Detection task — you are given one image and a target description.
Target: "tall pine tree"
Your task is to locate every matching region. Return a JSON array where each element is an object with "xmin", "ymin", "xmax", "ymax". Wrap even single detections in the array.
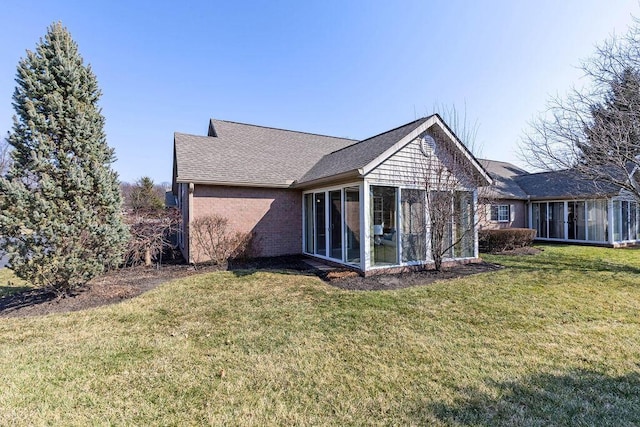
[{"xmin": 0, "ymin": 22, "xmax": 128, "ymax": 293}]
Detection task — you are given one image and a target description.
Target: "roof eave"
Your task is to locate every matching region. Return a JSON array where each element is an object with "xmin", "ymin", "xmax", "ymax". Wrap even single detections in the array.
[
  {"xmin": 293, "ymin": 170, "xmax": 363, "ymax": 189},
  {"xmin": 174, "ymin": 177, "xmax": 295, "ymax": 189}
]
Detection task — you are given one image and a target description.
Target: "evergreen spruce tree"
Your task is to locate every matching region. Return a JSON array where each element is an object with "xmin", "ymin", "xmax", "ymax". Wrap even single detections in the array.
[
  {"xmin": 129, "ymin": 176, "xmax": 165, "ymax": 212},
  {"xmin": 581, "ymin": 68, "xmax": 640, "ymax": 166},
  {"xmin": 0, "ymin": 22, "xmax": 129, "ymax": 293}
]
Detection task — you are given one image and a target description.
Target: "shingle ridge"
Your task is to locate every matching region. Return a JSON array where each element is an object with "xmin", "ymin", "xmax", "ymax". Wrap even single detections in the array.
[
  {"xmin": 318, "ymin": 116, "xmax": 432, "ymax": 157},
  {"xmin": 211, "ymin": 119, "xmax": 358, "ymax": 142}
]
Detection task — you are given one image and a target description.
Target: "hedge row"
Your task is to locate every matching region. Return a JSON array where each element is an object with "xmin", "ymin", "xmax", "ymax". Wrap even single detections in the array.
[{"xmin": 479, "ymin": 228, "xmax": 536, "ymax": 253}]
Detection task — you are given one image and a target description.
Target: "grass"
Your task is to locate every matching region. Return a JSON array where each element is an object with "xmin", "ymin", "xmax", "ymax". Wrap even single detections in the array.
[
  {"xmin": 0, "ymin": 268, "xmax": 29, "ymax": 297},
  {"xmin": 0, "ymin": 244, "xmax": 639, "ymax": 425}
]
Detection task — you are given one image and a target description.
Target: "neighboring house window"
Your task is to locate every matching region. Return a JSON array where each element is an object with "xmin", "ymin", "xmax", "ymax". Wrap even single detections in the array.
[{"xmin": 491, "ymin": 205, "xmax": 510, "ymax": 222}]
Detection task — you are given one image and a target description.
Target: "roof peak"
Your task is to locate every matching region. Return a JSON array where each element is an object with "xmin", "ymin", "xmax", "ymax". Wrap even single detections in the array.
[
  {"xmin": 317, "ymin": 116, "xmax": 433, "ymax": 158},
  {"xmin": 209, "ymin": 118, "xmax": 358, "ymax": 142}
]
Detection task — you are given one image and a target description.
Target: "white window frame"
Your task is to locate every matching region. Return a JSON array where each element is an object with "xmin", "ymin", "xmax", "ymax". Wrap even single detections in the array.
[{"xmin": 491, "ymin": 204, "xmax": 510, "ymax": 222}]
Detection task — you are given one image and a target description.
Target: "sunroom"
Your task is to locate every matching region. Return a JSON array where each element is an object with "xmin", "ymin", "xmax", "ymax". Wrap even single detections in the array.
[
  {"xmin": 297, "ymin": 115, "xmax": 492, "ymax": 274},
  {"xmin": 529, "ymin": 197, "xmax": 640, "ymax": 246}
]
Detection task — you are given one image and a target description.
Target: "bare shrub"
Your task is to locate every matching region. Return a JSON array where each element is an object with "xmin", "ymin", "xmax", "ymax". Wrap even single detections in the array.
[
  {"xmin": 124, "ymin": 208, "xmax": 181, "ymax": 267},
  {"xmin": 479, "ymin": 228, "xmax": 536, "ymax": 253},
  {"xmin": 191, "ymin": 215, "xmax": 252, "ymax": 266}
]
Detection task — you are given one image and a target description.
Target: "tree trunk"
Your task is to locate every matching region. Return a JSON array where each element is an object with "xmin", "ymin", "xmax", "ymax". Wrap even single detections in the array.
[{"xmin": 145, "ymin": 247, "xmax": 152, "ymax": 267}]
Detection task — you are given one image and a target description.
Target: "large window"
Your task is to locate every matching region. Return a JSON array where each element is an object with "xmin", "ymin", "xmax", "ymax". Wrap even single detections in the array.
[
  {"xmin": 586, "ymin": 200, "xmax": 608, "ymax": 242},
  {"xmin": 344, "ymin": 187, "xmax": 360, "ymax": 264},
  {"xmin": 456, "ymin": 191, "xmax": 475, "ymax": 258},
  {"xmin": 549, "ymin": 202, "xmax": 564, "ymax": 239},
  {"xmin": 329, "ymin": 190, "xmax": 342, "ymax": 259},
  {"xmin": 532, "ymin": 202, "xmax": 547, "ymax": 238},
  {"xmin": 613, "ymin": 200, "xmax": 640, "ymax": 242},
  {"xmin": 370, "ymin": 186, "xmax": 398, "ymax": 266},
  {"xmin": 534, "ymin": 200, "xmax": 608, "ymax": 242},
  {"xmin": 304, "ymin": 194, "xmax": 314, "ymax": 253},
  {"xmin": 491, "ymin": 205, "xmax": 510, "ymax": 222},
  {"xmin": 315, "ymin": 193, "xmax": 326, "ymax": 256},
  {"xmin": 568, "ymin": 201, "xmax": 586, "ymax": 240},
  {"xmin": 401, "ymin": 189, "xmax": 426, "ymax": 262}
]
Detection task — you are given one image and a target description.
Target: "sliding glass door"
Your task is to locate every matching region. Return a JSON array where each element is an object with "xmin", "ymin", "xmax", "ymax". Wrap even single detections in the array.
[
  {"xmin": 344, "ymin": 187, "xmax": 360, "ymax": 264},
  {"xmin": 329, "ymin": 190, "xmax": 342, "ymax": 260},
  {"xmin": 315, "ymin": 193, "xmax": 326, "ymax": 256},
  {"xmin": 304, "ymin": 186, "xmax": 361, "ymax": 266}
]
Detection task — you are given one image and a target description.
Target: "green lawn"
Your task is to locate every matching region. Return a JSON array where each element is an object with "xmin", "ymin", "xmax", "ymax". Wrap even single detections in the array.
[
  {"xmin": 0, "ymin": 244, "xmax": 639, "ymax": 425},
  {"xmin": 0, "ymin": 268, "xmax": 28, "ymax": 297}
]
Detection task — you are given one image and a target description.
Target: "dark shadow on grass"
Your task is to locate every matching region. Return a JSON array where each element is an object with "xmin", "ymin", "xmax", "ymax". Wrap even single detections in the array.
[
  {"xmin": 226, "ymin": 254, "xmax": 321, "ymax": 278},
  {"xmin": 0, "ymin": 288, "xmax": 59, "ymax": 314},
  {"xmin": 419, "ymin": 369, "xmax": 640, "ymax": 426},
  {"xmin": 0, "ymin": 285, "xmax": 32, "ymax": 297}
]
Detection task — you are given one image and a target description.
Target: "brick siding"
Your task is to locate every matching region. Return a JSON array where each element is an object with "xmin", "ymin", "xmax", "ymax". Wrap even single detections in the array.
[{"xmin": 190, "ymin": 185, "xmax": 302, "ymax": 260}]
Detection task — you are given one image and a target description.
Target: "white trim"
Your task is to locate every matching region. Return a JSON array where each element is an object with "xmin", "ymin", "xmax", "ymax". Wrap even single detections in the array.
[
  {"xmin": 473, "ymin": 190, "xmax": 479, "ymax": 258},
  {"xmin": 362, "ymin": 180, "xmax": 370, "ymax": 271},
  {"xmin": 608, "ymin": 198, "xmax": 615, "ymax": 245},
  {"xmin": 302, "ymin": 181, "xmax": 362, "ymax": 195}
]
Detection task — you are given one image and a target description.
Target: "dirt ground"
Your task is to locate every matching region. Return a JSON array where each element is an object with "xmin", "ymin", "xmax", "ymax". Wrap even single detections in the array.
[{"xmin": 0, "ymin": 254, "xmax": 509, "ymax": 318}]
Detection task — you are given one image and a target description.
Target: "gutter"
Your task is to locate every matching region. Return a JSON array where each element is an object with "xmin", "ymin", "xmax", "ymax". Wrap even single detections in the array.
[
  {"xmin": 292, "ymin": 169, "xmax": 362, "ymax": 189},
  {"xmin": 175, "ymin": 178, "xmax": 295, "ymax": 189}
]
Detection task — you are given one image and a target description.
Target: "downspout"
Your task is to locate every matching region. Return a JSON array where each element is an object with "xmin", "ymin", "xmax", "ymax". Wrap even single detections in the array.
[{"xmin": 188, "ymin": 182, "xmax": 195, "ymax": 263}]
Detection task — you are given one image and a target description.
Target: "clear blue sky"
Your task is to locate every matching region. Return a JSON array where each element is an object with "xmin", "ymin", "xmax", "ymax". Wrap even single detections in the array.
[{"xmin": 0, "ymin": 1, "xmax": 637, "ymax": 184}]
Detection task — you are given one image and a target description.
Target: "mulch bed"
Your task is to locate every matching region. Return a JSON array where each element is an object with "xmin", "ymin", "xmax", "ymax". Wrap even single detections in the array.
[{"xmin": 0, "ymin": 255, "xmax": 504, "ymax": 318}]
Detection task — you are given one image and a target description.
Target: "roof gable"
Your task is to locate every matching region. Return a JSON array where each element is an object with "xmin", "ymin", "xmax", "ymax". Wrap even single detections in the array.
[{"xmin": 297, "ymin": 115, "xmax": 492, "ymax": 187}]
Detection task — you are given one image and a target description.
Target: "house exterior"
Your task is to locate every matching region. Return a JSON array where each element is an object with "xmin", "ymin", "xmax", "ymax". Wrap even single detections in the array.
[
  {"xmin": 172, "ymin": 115, "xmax": 493, "ymax": 274},
  {"xmin": 480, "ymin": 160, "xmax": 640, "ymax": 247}
]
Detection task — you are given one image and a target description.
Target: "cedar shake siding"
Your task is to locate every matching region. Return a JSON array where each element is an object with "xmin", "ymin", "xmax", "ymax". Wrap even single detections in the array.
[{"xmin": 190, "ymin": 185, "xmax": 302, "ymax": 260}]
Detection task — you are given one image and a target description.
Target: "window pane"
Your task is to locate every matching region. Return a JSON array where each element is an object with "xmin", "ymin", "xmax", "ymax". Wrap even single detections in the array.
[
  {"xmin": 344, "ymin": 187, "xmax": 360, "ymax": 264},
  {"xmin": 371, "ymin": 186, "xmax": 398, "ymax": 266},
  {"xmin": 315, "ymin": 193, "xmax": 326, "ymax": 256},
  {"xmin": 622, "ymin": 201, "xmax": 630, "ymax": 241},
  {"xmin": 329, "ymin": 190, "xmax": 342, "ymax": 259},
  {"xmin": 549, "ymin": 202, "xmax": 564, "ymax": 239},
  {"xmin": 401, "ymin": 189, "xmax": 426, "ymax": 262},
  {"xmin": 533, "ymin": 203, "xmax": 547, "ymax": 238},
  {"xmin": 587, "ymin": 200, "xmax": 607, "ymax": 242},
  {"xmin": 456, "ymin": 191, "xmax": 474, "ymax": 258},
  {"xmin": 304, "ymin": 194, "xmax": 314, "ymax": 253},
  {"xmin": 613, "ymin": 200, "xmax": 622, "ymax": 242}
]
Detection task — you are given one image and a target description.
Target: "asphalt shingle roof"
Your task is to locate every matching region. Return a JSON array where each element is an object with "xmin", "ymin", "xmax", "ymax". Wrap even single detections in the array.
[
  {"xmin": 174, "ymin": 120, "xmax": 356, "ymax": 186},
  {"xmin": 514, "ymin": 169, "xmax": 619, "ymax": 199},
  {"xmin": 297, "ymin": 117, "xmax": 431, "ymax": 184},
  {"xmin": 479, "ymin": 159, "xmax": 529, "ymax": 199}
]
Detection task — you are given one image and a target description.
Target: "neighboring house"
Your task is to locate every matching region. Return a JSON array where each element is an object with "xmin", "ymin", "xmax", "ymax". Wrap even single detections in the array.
[
  {"xmin": 172, "ymin": 115, "xmax": 493, "ymax": 274},
  {"xmin": 480, "ymin": 160, "xmax": 640, "ymax": 247},
  {"xmin": 479, "ymin": 159, "xmax": 529, "ymax": 229}
]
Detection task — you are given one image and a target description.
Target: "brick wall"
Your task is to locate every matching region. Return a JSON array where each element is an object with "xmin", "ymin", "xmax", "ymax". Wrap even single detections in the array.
[{"xmin": 190, "ymin": 185, "xmax": 302, "ymax": 260}]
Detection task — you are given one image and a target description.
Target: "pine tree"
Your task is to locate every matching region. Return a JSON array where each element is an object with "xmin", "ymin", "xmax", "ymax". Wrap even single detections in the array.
[
  {"xmin": 0, "ymin": 22, "xmax": 129, "ymax": 293},
  {"xmin": 581, "ymin": 68, "xmax": 640, "ymax": 166},
  {"xmin": 129, "ymin": 177, "xmax": 165, "ymax": 212}
]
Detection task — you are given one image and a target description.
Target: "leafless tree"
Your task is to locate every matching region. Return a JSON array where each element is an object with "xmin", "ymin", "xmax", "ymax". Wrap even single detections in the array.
[
  {"xmin": 521, "ymin": 16, "xmax": 640, "ymax": 201},
  {"xmin": 431, "ymin": 102, "xmax": 483, "ymax": 156},
  {"xmin": 123, "ymin": 208, "xmax": 181, "ymax": 267},
  {"xmin": 418, "ymin": 129, "xmax": 490, "ymax": 271}
]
